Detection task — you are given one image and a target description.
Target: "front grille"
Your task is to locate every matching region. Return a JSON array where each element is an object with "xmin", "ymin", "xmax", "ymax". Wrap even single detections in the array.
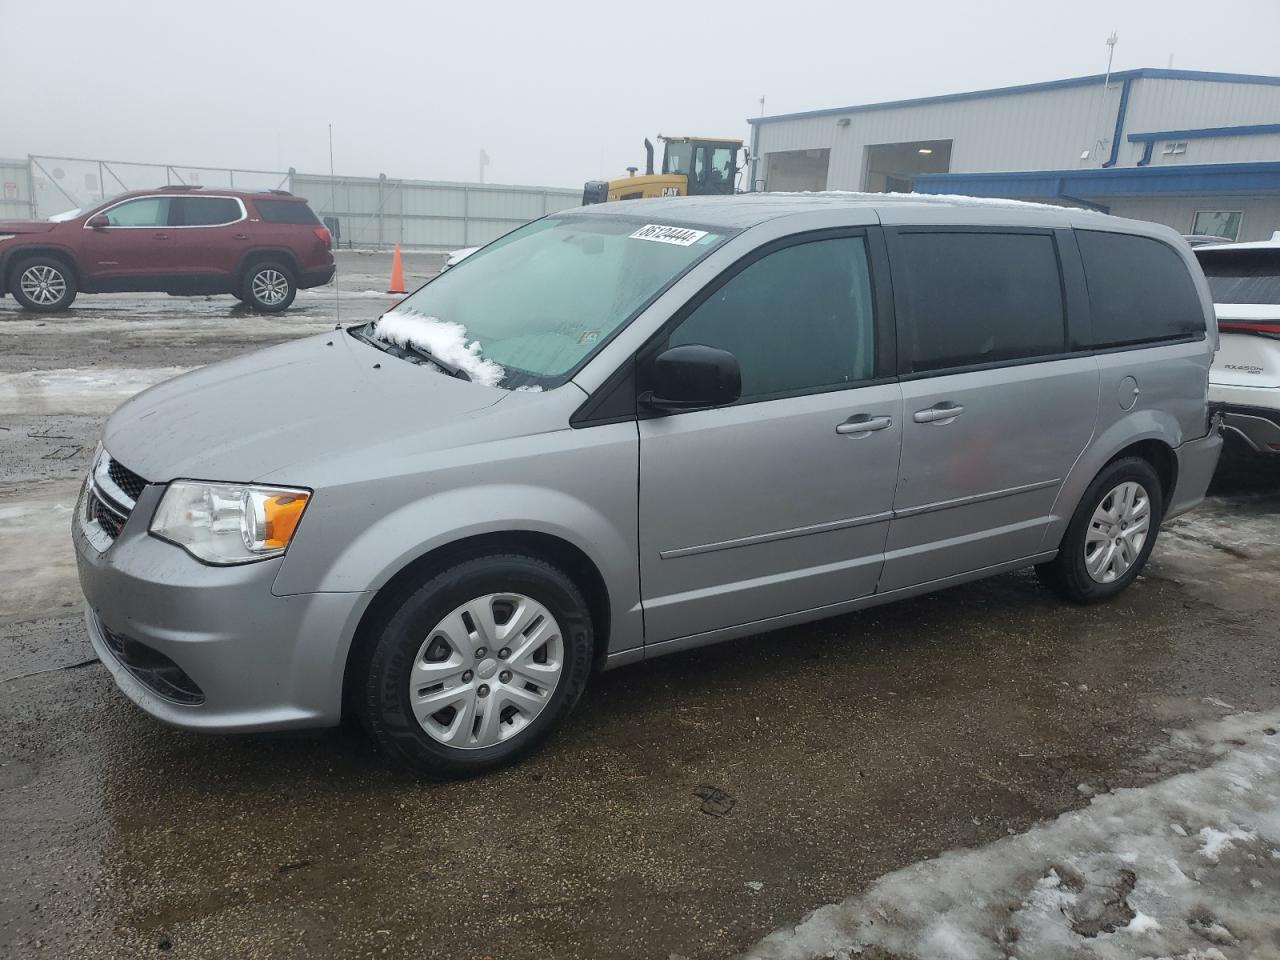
[
  {"xmin": 84, "ymin": 452, "xmax": 148, "ymax": 545},
  {"xmin": 107, "ymin": 459, "xmax": 146, "ymax": 502},
  {"xmin": 87, "ymin": 489, "xmax": 126, "ymax": 539},
  {"xmin": 97, "ymin": 615, "xmax": 205, "ymax": 705}
]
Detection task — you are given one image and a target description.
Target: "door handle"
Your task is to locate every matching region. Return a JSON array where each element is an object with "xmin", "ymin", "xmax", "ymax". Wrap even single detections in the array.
[
  {"xmin": 836, "ymin": 414, "xmax": 893, "ymax": 437},
  {"xmin": 152, "ymin": 232, "xmax": 170, "ymax": 240},
  {"xmin": 913, "ymin": 403, "xmax": 965, "ymax": 424},
  {"xmin": 233, "ymin": 233, "xmax": 249, "ymax": 240}
]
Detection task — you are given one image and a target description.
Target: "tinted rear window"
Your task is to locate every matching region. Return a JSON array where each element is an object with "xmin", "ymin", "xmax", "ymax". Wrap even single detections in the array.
[
  {"xmin": 255, "ymin": 199, "xmax": 321, "ymax": 225},
  {"xmin": 1077, "ymin": 230, "xmax": 1205, "ymax": 347},
  {"xmin": 894, "ymin": 232, "xmax": 1066, "ymax": 373},
  {"xmin": 1195, "ymin": 248, "xmax": 1280, "ymax": 305},
  {"xmin": 171, "ymin": 196, "xmax": 241, "ymax": 226}
]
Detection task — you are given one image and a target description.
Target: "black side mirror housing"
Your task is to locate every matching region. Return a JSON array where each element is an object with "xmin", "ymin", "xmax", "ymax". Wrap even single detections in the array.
[
  {"xmin": 87, "ymin": 214, "xmax": 109, "ymax": 229},
  {"xmin": 643, "ymin": 344, "xmax": 741, "ymax": 413}
]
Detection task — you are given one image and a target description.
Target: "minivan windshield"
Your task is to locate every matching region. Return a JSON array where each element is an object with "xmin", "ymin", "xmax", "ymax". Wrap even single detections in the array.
[
  {"xmin": 1196, "ymin": 248, "xmax": 1280, "ymax": 305},
  {"xmin": 366, "ymin": 215, "xmax": 730, "ymax": 389}
]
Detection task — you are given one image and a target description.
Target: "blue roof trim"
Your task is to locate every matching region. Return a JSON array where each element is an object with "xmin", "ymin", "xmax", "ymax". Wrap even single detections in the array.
[
  {"xmin": 913, "ymin": 162, "xmax": 1280, "ymax": 200},
  {"xmin": 748, "ymin": 68, "xmax": 1280, "ymax": 125},
  {"xmin": 1128, "ymin": 122, "xmax": 1280, "ymax": 142}
]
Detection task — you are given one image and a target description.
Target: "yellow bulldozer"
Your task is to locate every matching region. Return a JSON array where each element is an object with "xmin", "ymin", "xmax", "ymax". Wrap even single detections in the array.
[{"xmin": 582, "ymin": 135, "xmax": 745, "ymax": 204}]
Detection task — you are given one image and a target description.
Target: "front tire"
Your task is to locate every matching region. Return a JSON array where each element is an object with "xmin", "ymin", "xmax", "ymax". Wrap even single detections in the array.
[
  {"xmin": 1036, "ymin": 457, "xmax": 1164, "ymax": 603},
  {"xmin": 358, "ymin": 554, "xmax": 594, "ymax": 779},
  {"xmin": 10, "ymin": 256, "xmax": 78, "ymax": 311},
  {"xmin": 241, "ymin": 261, "xmax": 296, "ymax": 312}
]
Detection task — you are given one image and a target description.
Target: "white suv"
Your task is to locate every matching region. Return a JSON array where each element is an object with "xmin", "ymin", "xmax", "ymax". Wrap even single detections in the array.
[{"xmin": 1195, "ymin": 236, "xmax": 1280, "ymax": 454}]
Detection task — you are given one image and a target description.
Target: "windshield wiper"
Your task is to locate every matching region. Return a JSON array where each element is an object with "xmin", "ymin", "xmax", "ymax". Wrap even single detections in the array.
[{"xmin": 353, "ymin": 324, "xmax": 472, "ymax": 381}]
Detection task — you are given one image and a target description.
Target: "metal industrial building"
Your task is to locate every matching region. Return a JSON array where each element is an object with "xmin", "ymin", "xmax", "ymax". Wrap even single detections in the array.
[{"xmin": 749, "ymin": 68, "xmax": 1280, "ymax": 241}]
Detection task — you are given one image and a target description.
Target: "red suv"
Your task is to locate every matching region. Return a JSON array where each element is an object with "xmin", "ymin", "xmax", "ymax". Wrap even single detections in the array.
[{"xmin": 0, "ymin": 186, "xmax": 334, "ymax": 312}]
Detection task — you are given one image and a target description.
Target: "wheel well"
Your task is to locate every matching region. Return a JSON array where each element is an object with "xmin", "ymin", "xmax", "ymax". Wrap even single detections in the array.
[
  {"xmin": 1109, "ymin": 438, "xmax": 1177, "ymax": 503},
  {"xmin": 238, "ymin": 249, "xmax": 298, "ymax": 282},
  {"xmin": 4, "ymin": 247, "xmax": 80, "ymax": 289},
  {"xmin": 340, "ymin": 531, "xmax": 612, "ymax": 720}
]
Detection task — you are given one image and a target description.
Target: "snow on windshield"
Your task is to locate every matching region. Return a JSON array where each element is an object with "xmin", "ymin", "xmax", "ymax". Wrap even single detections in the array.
[
  {"xmin": 47, "ymin": 208, "xmax": 82, "ymax": 222},
  {"xmin": 372, "ymin": 310, "xmax": 505, "ymax": 387}
]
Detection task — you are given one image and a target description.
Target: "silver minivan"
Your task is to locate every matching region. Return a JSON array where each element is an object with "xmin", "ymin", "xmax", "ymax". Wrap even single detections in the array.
[{"xmin": 74, "ymin": 195, "xmax": 1222, "ymax": 778}]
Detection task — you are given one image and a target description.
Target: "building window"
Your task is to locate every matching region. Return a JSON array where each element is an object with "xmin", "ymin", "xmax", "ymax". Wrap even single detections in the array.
[
  {"xmin": 1161, "ymin": 141, "xmax": 1188, "ymax": 156},
  {"xmin": 1191, "ymin": 210, "xmax": 1244, "ymax": 242}
]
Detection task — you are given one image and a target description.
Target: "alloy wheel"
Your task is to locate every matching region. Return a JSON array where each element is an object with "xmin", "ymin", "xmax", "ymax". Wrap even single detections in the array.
[
  {"xmin": 1084, "ymin": 480, "xmax": 1151, "ymax": 583},
  {"xmin": 408, "ymin": 593, "xmax": 565, "ymax": 749},
  {"xmin": 19, "ymin": 265, "xmax": 67, "ymax": 306},
  {"xmin": 251, "ymin": 269, "xmax": 289, "ymax": 305}
]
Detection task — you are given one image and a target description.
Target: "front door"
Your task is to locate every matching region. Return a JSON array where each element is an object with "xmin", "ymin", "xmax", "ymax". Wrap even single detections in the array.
[
  {"xmin": 880, "ymin": 229, "xmax": 1098, "ymax": 591},
  {"xmin": 80, "ymin": 195, "xmax": 176, "ymax": 286},
  {"xmin": 638, "ymin": 232, "xmax": 903, "ymax": 644}
]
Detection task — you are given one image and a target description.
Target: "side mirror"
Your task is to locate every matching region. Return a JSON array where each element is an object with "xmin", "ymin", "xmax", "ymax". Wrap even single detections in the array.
[
  {"xmin": 643, "ymin": 343, "xmax": 741, "ymax": 413},
  {"xmin": 87, "ymin": 214, "xmax": 109, "ymax": 229}
]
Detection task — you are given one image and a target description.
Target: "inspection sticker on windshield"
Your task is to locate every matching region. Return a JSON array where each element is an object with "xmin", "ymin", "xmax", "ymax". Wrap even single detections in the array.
[{"xmin": 629, "ymin": 224, "xmax": 709, "ymax": 246}]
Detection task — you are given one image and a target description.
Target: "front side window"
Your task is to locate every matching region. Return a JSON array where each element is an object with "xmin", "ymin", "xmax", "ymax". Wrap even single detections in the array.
[
  {"xmin": 1077, "ymin": 230, "xmax": 1205, "ymax": 347},
  {"xmin": 668, "ymin": 236, "xmax": 876, "ymax": 399},
  {"xmin": 1191, "ymin": 210, "xmax": 1243, "ymax": 242},
  {"xmin": 894, "ymin": 232, "xmax": 1065, "ymax": 373},
  {"xmin": 368, "ymin": 215, "xmax": 730, "ymax": 389},
  {"xmin": 171, "ymin": 197, "xmax": 242, "ymax": 226},
  {"xmin": 101, "ymin": 197, "xmax": 170, "ymax": 227}
]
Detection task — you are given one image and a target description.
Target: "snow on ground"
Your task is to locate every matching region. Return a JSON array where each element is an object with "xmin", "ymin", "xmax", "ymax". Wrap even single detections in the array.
[
  {"xmin": 0, "ymin": 482, "xmax": 81, "ymax": 623},
  {"xmin": 746, "ymin": 710, "xmax": 1280, "ymax": 960},
  {"xmin": 0, "ymin": 367, "xmax": 192, "ymax": 416},
  {"xmin": 372, "ymin": 311, "xmax": 504, "ymax": 386}
]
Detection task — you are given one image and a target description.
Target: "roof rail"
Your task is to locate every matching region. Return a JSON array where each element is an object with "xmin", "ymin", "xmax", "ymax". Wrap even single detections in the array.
[
  {"xmin": 267, "ymin": 188, "xmax": 293, "ymax": 196},
  {"xmin": 157, "ymin": 184, "xmax": 204, "ymax": 191}
]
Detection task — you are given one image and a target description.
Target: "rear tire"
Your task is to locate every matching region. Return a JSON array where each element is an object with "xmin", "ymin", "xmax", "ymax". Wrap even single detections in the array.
[
  {"xmin": 10, "ymin": 256, "xmax": 78, "ymax": 311},
  {"xmin": 357, "ymin": 554, "xmax": 594, "ymax": 779},
  {"xmin": 241, "ymin": 261, "xmax": 296, "ymax": 312},
  {"xmin": 1036, "ymin": 456, "xmax": 1164, "ymax": 603}
]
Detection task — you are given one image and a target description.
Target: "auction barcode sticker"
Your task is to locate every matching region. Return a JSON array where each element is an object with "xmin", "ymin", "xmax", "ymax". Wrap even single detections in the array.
[{"xmin": 629, "ymin": 224, "xmax": 709, "ymax": 246}]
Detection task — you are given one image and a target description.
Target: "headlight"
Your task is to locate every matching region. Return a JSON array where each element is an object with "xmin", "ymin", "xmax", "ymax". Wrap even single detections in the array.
[{"xmin": 150, "ymin": 481, "xmax": 311, "ymax": 565}]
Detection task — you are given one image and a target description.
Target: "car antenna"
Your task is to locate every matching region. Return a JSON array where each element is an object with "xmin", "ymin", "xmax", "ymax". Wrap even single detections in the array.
[{"xmin": 329, "ymin": 122, "xmax": 341, "ymax": 328}]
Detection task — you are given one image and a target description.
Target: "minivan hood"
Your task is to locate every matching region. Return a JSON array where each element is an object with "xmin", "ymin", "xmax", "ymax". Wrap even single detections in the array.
[{"xmin": 102, "ymin": 330, "xmax": 506, "ymax": 484}]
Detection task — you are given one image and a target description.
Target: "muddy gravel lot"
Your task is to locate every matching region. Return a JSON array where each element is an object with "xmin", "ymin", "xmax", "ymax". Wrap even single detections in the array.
[{"xmin": 2, "ymin": 253, "xmax": 1279, "ymax": 959}]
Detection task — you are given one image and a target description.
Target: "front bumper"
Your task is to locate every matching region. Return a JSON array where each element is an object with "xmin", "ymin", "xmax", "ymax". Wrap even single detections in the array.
[
  {"xmin": 1164, "ymin": 421, "xmax": 1224, "ymax": 520},
  {"xmin": 75, "ymin": 483, "xmax": 369, "ymax": 732}
]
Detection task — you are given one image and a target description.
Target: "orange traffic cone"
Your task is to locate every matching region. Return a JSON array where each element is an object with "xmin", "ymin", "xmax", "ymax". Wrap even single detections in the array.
[{"xmin": 386, "ymin": 244, "xmax": 407, "ymax": 294}]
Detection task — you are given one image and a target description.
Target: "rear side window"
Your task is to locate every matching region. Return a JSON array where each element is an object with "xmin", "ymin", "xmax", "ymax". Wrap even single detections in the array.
[
  {"xmin": 893, "ymin": 232, "xmax": 1065, "ymax": 373},
  {"xmin": 668, "ymin": 236, "xmax": 875, "ymax": 400},
  {"xmin": 1077, "ymin": 230, "xmax": 1205, "ymax": 347},
  {"xmin": 255, "ymin": 199, "xmax": 321, "ymax": 225},
  {"xmin": 170, "ymin": 196, "xmax": 242, "ymax": 226}
]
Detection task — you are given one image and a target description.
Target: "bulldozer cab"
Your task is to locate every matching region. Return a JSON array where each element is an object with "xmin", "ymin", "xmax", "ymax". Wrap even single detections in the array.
[
  {"xmin": 581, "ymin": 136, "xmax": 744, "ymax": 205},
  {"xmin": 660, "ymin": 137, "xmax": 741, "ymax": 196}
]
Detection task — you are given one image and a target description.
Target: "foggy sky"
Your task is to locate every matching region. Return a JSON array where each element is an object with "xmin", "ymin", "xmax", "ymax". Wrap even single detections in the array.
[{"xmin": 3, "ymin": 0, "xmax": 1279, "ymax": 190}]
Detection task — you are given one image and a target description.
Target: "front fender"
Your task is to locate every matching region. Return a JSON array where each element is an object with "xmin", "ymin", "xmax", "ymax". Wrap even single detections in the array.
[{"xmin": 271, "ymin": 457, "xmax": 642, "ymax": 655}]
